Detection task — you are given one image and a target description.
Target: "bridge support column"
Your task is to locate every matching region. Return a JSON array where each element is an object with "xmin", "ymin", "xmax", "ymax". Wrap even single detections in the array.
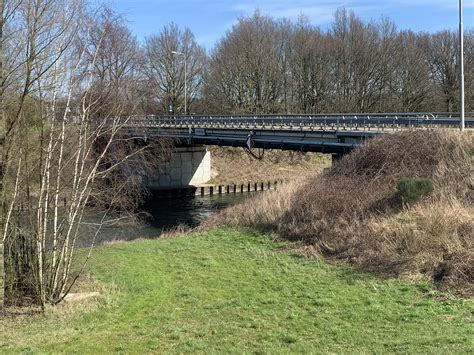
[{"xmin": 146, "ymin": 145, "xmax": 211, "ymax": 189}]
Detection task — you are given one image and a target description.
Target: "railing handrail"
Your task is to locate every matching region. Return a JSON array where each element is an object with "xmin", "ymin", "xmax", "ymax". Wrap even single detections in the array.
[{"xmin": 124, "ymin": 113, "xmax": 472, "ymax": 129}]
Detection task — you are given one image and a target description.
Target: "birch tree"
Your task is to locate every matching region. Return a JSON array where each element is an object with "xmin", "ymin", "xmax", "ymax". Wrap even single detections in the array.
[{"xmin": 0, "ymin": 0, "xmax": 164, "ymax": 309}]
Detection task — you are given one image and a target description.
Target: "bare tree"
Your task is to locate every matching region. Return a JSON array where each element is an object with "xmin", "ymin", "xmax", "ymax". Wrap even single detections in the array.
[
  {"xmin": 389, "ymin": 31, "xmax": 431, "ymax": 112},
  {"xmin": 0, "ymin": 0, "xmax": 170, "ymax": 309},
  {"xmin": 203, "ymin": 9, "xmax": 473, "ymax": 114},
  {"xmin": 289, "ymin": 18, "xmax": 333, "ymax": 113},
  {"xmin": 331, "ymin": 9, "xmax": 387, "ymax": 112},
  {"xmin": 85, "ymin": 6, "xmax": 141, "ymax": 118},
  {"xmin": 142, "ymin": 23, "xmax": 205, "ymax": 115},
  {"xmin": 207, "ymin": 11, "xmax": 282, "ymax": 114},
  {"xmin": 464, "ymin": 30, "xmax": 474, "ymax": 111},
  {"xmin": 424, "ymin": 30, "xmax": 459, "ymax": 112}
]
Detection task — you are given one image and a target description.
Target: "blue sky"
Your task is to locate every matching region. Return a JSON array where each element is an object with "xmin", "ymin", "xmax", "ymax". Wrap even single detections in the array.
[{"xmin": 112, "ymin": 0, "xmax": 474, "ymax": 50}]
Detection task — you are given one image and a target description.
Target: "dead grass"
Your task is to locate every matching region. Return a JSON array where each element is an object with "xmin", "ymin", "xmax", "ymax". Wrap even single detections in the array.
[
  {"xmin": 208, "ymin": 147, "xmax": 329, "ymax": 185},
  {"xmin": 206, "ymin": 130, "xmax": 474, "ymax": 296},
  {"xmin": 201, "ymin": 175, "xmax": 310, "ymax": 231}
]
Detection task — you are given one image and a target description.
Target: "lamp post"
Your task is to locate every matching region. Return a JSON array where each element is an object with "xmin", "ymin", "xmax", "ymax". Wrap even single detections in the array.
[
  {"xmin": 459, "ymin": 0, "xmax": 465, "ymax": 131},
  {"xmin": 172, "ymin": 50, "xmax": 187, "ymax": 115}
]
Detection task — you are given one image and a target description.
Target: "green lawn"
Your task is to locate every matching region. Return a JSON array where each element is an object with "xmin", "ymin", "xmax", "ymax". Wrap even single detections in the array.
[{"xmin": 1, "ymin": 229, "xmax": 473, "ymax": 353}]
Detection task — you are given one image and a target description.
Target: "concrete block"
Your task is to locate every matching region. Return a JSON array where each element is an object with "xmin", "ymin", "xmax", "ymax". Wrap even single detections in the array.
[{"xmin": 143, "ymin": 145, "xmax": 213, "ymax": 189}]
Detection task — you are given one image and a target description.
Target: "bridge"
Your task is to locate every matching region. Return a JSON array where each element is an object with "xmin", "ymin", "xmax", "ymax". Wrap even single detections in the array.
[
  {"xmin": 126, "ymin": 112, "xmax": 472, "ymax": 155},
  {"xmin": 122, "ymin": 113, "xmax": 473, "ymax": 189}
]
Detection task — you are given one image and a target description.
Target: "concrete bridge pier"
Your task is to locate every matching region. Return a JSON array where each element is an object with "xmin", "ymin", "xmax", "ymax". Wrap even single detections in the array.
[{"xmin": 145, "ymin": 145, "xmax": 211, "ymax": 189}]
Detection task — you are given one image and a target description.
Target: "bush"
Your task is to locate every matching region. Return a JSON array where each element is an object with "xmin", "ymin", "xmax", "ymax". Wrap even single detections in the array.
[{"xmin": 397, "ymin": 177, "xmax": 433, "ymax": 204}]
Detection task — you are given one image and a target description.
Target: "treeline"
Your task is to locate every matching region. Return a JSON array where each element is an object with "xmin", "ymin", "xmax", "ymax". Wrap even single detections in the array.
[
  {"xmin": 75, "ymin": 8, "xmax": 473, "ymax": 115},
  {"xmin": 4, "ymin": 6, "xmax": 471, "ymax": 117},
  {"xmin": 205, "ymin": 10, "xmax": 474, "ymax": 114}
]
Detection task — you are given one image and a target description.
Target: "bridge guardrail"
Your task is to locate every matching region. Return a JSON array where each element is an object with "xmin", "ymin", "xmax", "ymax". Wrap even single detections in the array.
[{"xmin": 125, "ymin": 113, "xmax": 473, "ymax": 131}]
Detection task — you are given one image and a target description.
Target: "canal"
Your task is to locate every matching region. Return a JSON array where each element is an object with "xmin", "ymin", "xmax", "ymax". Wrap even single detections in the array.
[{"xmin": 80, "ymin": 192, "xmax": 254, "ymax": 246}]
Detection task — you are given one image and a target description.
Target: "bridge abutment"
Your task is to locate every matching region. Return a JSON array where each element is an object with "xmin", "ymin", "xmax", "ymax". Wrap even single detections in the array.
[{"xmin": 145, "ymin": 145, "xmax": 211, "ymax": 189}]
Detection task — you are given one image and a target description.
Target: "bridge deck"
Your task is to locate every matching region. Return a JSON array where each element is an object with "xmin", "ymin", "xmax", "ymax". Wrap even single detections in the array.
[{"xmin": 122, "ymin": 113, "xmax": 473, "ymax": 154}]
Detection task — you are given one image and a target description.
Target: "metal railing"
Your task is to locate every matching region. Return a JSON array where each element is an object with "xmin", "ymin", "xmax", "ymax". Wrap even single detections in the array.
[{"xmin": 124, "ymin": 113, "xmax": 473, "ymax": 132}]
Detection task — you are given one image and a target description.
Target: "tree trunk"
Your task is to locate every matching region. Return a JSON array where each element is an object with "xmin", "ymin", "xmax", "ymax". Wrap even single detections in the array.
[{"xmin": 0, "ymin": 0, "xmax": 5, "ymax": 311}]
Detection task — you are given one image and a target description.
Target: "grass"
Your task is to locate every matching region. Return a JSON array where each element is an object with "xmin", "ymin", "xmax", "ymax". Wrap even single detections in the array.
[
  {"xmin": 1, "ymin": 229, "xmax": 473, "ymax": 353},
  {"xmin": 208, "ymin": 130, "xmax": 474, "ymax": 295}
]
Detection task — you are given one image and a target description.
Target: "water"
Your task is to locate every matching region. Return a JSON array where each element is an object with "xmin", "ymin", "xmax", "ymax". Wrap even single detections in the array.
[
  {"xmin": 141, "ymin": 192, "xmax": 252, "ymax": 229},
  {"xmin": 82, "ymin": 192, "xmax": 254, "ymax": 245}
]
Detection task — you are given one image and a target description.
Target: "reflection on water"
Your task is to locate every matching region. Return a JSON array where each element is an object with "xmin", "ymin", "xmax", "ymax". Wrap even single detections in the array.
[
  {"xmin": 142, "ymin": 192, "xmax": 251, "ymax": 229},
  {"xmin": 82, "ymin": 192, "xmax": 255, "ymax": 246}
]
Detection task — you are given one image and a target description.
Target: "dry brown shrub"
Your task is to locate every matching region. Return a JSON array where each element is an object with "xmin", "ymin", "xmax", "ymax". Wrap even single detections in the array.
[
  {"xmin": 329, "ymin": 129, "xmax": 473, "ymax": 201},
  {"xmin": 160, "ymin": 224, "xmax": 193, "ymax": 239},
  {"xmin": 200, "ymin": 176, "xmax": 309, "ymax": 231},
  {"xmin": 207, "ymin": 130, "xmax": 474, "ymax": 296},
  {"xmin": 436, "ymin": 250, "xmax": 474, "ymax": 297}
]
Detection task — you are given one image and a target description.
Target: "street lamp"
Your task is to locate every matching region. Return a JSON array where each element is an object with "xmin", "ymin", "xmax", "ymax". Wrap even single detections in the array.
[
  {"xmin": 459, "ymin": 0, "xmax": 465, "ymax": 131},
  {"xmin": 171, "ymin": 50, "xmax": 187, "ymax": 115}
]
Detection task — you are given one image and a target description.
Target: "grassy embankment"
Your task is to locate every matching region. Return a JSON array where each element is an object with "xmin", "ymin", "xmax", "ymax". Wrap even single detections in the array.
[
  {"xmin": 206, "ymin": 130, "xmax": 474, "ymax": 296},
  {"xmin": 207, "ymin": 147, "xmax": 330, "ymax": 185},
  {"xmin": 1, "ymin": 229, "xmax": 473, "ymax": 353}
]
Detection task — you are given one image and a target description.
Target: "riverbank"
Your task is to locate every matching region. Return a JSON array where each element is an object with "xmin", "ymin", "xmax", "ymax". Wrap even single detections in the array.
[
  {"xmin": 2, "ymin": 229, "xmax": 472, "ymax": 353},
  {"xmin": 208, "ymin": 147, "xmax": 330, "ymax": 185}
]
